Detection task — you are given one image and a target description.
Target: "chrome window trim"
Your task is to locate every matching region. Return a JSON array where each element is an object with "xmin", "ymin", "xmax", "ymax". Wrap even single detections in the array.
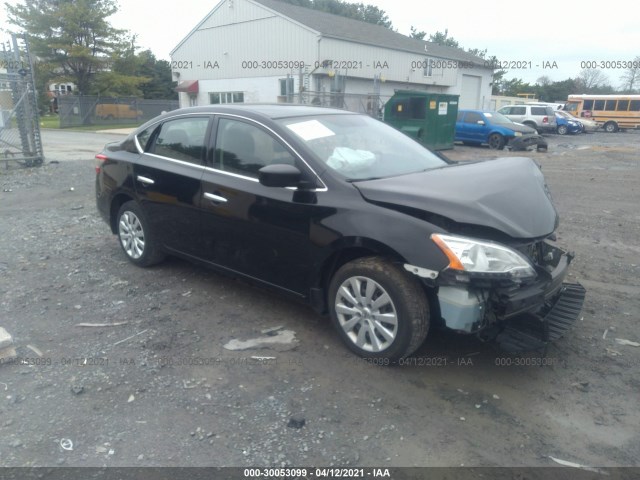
[
  {"xmin": 202, "ymin": 165, "xmax": 327, "ymax": 192},
  {"xmin": 202, "ymin": 166, "xmax": 259, "ymax": 183},
  {"xmin": 133, "ymin": 110, "xmax": 329, "ymax": 192},
  {"xmin": 145, "ymin": 152, "xmax": 206, "ymax": 172}
]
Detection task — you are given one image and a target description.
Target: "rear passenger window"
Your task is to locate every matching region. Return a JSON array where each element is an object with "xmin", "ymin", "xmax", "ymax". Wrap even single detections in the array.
[
  {"xmin": 531, "ymin": 107, "xmax": 546, "ymax": 115},
  {"xmin": 151, "ymin": 117, "xmax": 209, "ymax": 165},
  {"xmin": 136, "ymin": 125, "xmax": 157, "ymax": 152}
]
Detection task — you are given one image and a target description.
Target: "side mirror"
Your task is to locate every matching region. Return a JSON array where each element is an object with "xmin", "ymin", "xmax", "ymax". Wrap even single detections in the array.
[{"xmin": 259, "ymin": 164, "xmax": 302, "ymax": 188}]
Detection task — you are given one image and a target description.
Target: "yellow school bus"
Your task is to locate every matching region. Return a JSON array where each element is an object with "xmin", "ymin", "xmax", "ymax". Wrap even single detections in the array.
[{"xmin": 564, "ymin": 94, "xmax": 640, "ymax": 132}]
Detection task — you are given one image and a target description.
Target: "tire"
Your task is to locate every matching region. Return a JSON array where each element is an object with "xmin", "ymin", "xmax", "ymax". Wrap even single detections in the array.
[
  {"xmin": 603, "ymin": 121, "xmax": 618, "ymax": 133},
  {"xmin": 557, "ymin": 125, "xmax": 568, "ymax": 135},
  {"xmin": 523, "ymin": 121, "xmax": 537, "ymax": 131},
  {"xmin": 488, "ymin": 133, "xmax": 505, "ymax": 150},
  {"xmin": 328, "ymin": 257, "xmax": 429, "ymax": 361},
  {"xmin": 116, "ymin": 201, "xmax": 165, "ymax": 267}
]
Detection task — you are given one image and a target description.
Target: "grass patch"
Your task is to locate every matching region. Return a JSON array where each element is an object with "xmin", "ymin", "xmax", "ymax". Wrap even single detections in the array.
[{"xmin": 39, "ymin": 115, "xmax": 140, "ymax": 131}]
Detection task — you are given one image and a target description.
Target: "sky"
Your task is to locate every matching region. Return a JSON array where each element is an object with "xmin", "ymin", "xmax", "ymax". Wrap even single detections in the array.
[{"xmin": 2, "ymin": 0, "xmax": 639, "ymax": 87}]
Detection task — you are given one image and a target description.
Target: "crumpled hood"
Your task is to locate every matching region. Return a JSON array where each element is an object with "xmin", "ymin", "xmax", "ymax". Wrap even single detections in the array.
[
  {"xmin": 508, "ymin": 122, "xmax": 538, "ymax": 134},
  {"xmin": 354, "ymin": 157, "xmax": 558, "ymax": 239}
]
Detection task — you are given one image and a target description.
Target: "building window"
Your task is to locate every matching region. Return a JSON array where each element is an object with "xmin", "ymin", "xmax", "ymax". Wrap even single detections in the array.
[
  {"xmin": 210, "ymin": 92, "xmax": 244, "ymax": 104},
  {"xmin": 423, "ymin": 57, "xmax": 433, "ymax": 77}
]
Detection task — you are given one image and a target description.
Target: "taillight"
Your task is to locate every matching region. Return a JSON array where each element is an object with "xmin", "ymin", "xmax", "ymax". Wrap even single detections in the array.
[
  {"xmin": 95, "ymin": 153, "xmax": 108, "ymax": 174},
  {"xmin": 542, "ymin": 116, "xmax": 548, "ymax": 124}
]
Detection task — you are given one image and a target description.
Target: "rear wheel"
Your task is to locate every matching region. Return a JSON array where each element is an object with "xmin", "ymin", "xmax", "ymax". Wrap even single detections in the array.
[
  {"xmin": 116, "ymin": 201, "xmax": 165, "ymax": 267},
  {"xmin": 328, "ymin": 257, "xmax": 429, "ymax": 362},
  {"xmin": 523, "ymin": 121, "xmax": 537, "ymax": 131},
  {"xmin": 488, "ymin": 133, "xmax": 505, "ymax": 150},
  {"xmin": 603, "ymin": 121, "xmax": 618, "ymax": 133}
]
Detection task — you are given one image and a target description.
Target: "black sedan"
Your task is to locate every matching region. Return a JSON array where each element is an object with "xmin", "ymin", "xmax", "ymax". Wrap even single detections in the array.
[{"xmin": 96, "ymin": 105, "xmax": 585, "ymax": 361}]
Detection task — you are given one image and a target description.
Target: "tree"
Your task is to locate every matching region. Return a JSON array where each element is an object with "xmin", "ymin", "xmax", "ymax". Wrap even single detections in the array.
[
  {"xmin": 575, "ymin": 69, "xmax": 610, "ymax": 92},
  {"xmin": 278, "ymin": 0, "xmax": 392, "ymax": 28},
  {"xmin": 89, "ymin": 37, "xmax": 150, "ymax": 96},
  {"xmin": 495, "ymin": 77, "xmax": 533, "ymax": 97},
  {"xmin": 620, "ymin": 56, "xmax": 640, "ymax": 93},
  {"xmin": 428, "ymin": 29, "xmax": 459, "ymax": 48},
  {"xmin": 5, "ymin": 0, "xmax": 129, "ymax": 95},
  {"xmin": 137, "ymin": 51, "xmax": 177, "ymax": 100},
  {"xmin": 409, "ymin": 26, "xmax": 426, "ymax": 40},
  {"xmin": 466, "ymin": 47, "xmax": 488, "ymax": 59},
  {"xmin": 534, "ymin": 78, "xmax": 577, "ymax": 102}
]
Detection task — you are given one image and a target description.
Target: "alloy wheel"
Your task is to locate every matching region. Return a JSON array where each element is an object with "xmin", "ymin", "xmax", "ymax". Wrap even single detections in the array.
[
  {"xmin": 118, "ymin": 211, "xmax": 145, "ymax": 259},
  {"xmin": 334, "ymin": 276, "xmax": 398, "ymax": 352}
]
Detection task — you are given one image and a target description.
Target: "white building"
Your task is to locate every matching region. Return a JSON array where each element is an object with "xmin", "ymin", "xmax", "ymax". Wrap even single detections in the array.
[{"xmin": 171, "ymin": 0, "xmax": 493, "ymax": 112}]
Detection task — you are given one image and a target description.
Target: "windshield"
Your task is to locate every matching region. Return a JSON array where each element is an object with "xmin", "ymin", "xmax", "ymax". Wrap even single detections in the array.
[
  {"xmin": 277, "ymin": 114, "xmax": 446, "ymax": 181},
  {"xmin": 556, "ymin": 111, "xmax": 573, "ymax": 120},
  {"xmin": 564, "ymin": 102, "xmax": 578, "ymax": 113},
  {"xmin": 484, "ymin": 112, "xmax": 513, "ymax": 125}
]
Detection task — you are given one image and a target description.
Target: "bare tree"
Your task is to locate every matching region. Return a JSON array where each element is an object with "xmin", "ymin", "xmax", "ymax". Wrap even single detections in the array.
[
  {"xmin": 536, "ymin": 75, "xmax": 552, "ymax": 86},
  {"xmin": 620, "ymin": 56, "xmax": 640, "ymax": 93},
  {"xmin": 575, "ymin": 69, "xmax": 610, "ymax": 92}
]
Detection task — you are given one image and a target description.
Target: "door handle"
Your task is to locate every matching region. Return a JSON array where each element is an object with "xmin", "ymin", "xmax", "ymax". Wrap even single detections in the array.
[
  {"xmin": 136, "ymin": 175, "xmax": 155, "ymax": 185},
  {"xmin": 204, "ymin": 192, "xmax": 228, "ymax": 203}
]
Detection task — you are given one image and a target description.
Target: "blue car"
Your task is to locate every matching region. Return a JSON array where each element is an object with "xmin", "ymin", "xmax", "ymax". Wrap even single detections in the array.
[
  {"xmin": 554, "ymin": 111, "xmax": 583, "ymax": 135},
  {"xmin": 455, "ymin": 110, "xmax": 542, "ymax": 150}
]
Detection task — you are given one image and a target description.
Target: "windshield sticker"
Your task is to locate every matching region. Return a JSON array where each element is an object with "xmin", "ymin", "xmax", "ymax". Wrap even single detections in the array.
[{"xmin": 286, "ymin": 120, "xmax": 335, "ymax": 141}]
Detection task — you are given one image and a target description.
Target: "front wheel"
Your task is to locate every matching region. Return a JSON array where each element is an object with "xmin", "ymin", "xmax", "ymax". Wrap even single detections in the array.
[
  {"xmin": 116, "ymin": 201, "xmax": 165, "ymax": 267},
  {"xmin": 328, "ymin": 257, "xmax": 429, "ymax": 361},
  {"xmin": 488, "ymin": 133, "xmax": 505, "ymax": 150},
  {"xmin": 557, "ymin": 125, "xmax": 568, "ymax": 135}
]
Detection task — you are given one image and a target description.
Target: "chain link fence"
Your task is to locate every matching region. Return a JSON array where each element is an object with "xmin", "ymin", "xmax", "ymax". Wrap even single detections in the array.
[
  {"xmin": 283, "ymin": 91, "xmax": 391, "ymax": 119},
  {"xmin": 57, "ymin": 96, "xmax": 179, "ymax": 128},
  {"xmin": 1, "ymin": 35, "xmax": 44, "ymax": 168}
]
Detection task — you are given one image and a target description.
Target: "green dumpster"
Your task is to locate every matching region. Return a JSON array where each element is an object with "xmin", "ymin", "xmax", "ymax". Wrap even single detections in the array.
[{"xmin": 384, "ymin": 90, "xmax": 459, "ymax": 150}]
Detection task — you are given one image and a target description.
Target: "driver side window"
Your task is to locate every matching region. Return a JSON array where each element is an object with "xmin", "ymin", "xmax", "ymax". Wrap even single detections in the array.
[{"xmin": 213, "ymin": 118, "xmax": 297, "ymax": 178}]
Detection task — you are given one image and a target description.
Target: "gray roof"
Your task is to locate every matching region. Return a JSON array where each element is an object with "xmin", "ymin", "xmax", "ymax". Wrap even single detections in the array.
[{"xmin": 252, "ymin": 0, "xmax": 487, "ymax": 66}]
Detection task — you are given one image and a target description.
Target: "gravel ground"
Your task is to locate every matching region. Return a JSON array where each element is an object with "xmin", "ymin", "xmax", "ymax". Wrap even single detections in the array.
[{"xmin": 0, "ymin": 129, "xmax": 639, "ymax": 468}]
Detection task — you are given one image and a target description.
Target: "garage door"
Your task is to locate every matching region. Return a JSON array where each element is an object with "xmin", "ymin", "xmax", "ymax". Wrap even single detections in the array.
[{"xmin": 460, "ymin": 75, "xmax": 481, "ymax": 109}]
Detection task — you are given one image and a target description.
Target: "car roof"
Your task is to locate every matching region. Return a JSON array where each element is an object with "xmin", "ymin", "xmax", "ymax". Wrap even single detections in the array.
[
  {"xmin": 164, "ymin": 104, "xmax": 357, "ymax": 120},
  {"xmin": 458, "ymin": 109, "xmax": 495, "ymax": 114}
]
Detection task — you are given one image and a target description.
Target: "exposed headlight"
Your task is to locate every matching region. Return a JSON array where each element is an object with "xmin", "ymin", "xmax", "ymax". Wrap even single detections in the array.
[
  {"xmin": 431, "ymin": 234, "xmax": 536, "ymax": 280},
  {"xmin": 514, "ymin": 132, "xmax": 523, "ymax": 137}
]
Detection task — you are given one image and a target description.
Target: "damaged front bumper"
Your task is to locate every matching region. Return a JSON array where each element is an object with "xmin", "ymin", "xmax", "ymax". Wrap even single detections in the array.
[
  {"xmin": 432, "ymin": 242, "xmax": 585, "ymax": 352},
  {"xmin": 509, "ymin": 134, "xmax": 548, "ymax": 152}
]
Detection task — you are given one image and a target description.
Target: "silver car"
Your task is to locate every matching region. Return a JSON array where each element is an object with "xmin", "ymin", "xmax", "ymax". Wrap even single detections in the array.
[{"xmin": 497, "ymin": 104, "xmax": 557, "ymax": 133}]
